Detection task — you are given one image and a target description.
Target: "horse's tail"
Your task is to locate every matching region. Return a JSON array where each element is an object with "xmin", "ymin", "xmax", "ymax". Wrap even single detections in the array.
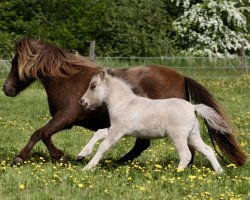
[{"xmin": 185, "ymin": 77, "xmax": 246, "ymax": 166}]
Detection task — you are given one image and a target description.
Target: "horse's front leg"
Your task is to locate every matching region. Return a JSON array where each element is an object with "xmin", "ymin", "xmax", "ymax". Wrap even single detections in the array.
[
  {"xmin": 13, "ymin": 112, "xmax": 74, "ymax": 164},
  {"xmin": 13, "ymin": 127, "xmax": 44, "ymax": 164},
  {"xmin": 83, "ymin": 127, "xmax": 123, "ymax": 171},
  {"xmin": 41, "ymin": 113, "xmax": 76, "ymax": 163},
  {"xmin": 77, "ymin": 128, "xmax": 109, "ymax": 160}
]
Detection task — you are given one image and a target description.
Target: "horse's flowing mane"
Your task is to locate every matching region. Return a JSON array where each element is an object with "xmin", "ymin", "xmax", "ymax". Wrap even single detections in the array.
[{"xmin": 16, "ymin": 37, "xmax": 98, "ymax": 80}]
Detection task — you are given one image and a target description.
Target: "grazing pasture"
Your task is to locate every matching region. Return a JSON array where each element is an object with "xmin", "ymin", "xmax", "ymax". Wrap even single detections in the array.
[{"xmin": 0, "ymin": 61, "xmax": 249, "ymax": 200}]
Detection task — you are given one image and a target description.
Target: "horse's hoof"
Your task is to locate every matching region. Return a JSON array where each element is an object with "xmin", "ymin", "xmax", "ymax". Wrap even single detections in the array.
[
  {"xmin": 11, "ymin": 157, "xmax": 23, "ymax": 166},
  {"xmin": 117, "ymin": 157, "xmax": 131, "ymax": 164},
  {"xmin": 76, "ymin": 155, "xmax": 85, "ymax": 161},
  {"xmin": 58, "ymin": 155, "xmax": 68, "ymax": 165}
]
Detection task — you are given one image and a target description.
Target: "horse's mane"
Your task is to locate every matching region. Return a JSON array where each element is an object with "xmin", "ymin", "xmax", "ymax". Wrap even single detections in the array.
[{"xmin": 16, "ymin": 37, "xmax": 98, "ymax": 80}]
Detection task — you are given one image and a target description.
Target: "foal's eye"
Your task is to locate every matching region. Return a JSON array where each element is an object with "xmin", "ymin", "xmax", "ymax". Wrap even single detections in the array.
[{"xmin": 90, "ymin": 84, "xmax": 96, "ymax": 90}]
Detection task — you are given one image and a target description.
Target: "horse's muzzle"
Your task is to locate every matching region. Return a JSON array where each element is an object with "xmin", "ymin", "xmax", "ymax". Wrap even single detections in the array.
[{"xmin": 2, "ymin": 84, "xmax": 17, "ymax": 97}]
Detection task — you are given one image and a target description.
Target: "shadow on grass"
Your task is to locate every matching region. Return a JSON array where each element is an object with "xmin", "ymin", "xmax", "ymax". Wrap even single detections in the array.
[{"xmin": 3, "ymin": 148, "xmax": 220, "ymax": 172}]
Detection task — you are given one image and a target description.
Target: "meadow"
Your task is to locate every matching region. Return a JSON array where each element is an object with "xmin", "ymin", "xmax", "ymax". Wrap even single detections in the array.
[{"xmin": 0, "ymin": 60, "xmax": 249, "ymax": 200}]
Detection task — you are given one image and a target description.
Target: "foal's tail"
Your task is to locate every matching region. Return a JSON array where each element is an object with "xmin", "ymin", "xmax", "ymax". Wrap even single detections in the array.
[
  {"xmin": 195, "ymin": 104, "xmax": 231, "ymax": 135},
  {"xmin": 185, "ymin": 77, "xmax": 246, "ymax": 166}
]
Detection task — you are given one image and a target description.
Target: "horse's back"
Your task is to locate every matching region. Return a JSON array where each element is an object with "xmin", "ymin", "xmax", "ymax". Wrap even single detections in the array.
[{"xmin": 114, "ymin": 65, "xmax": 186, "ymax": 100}]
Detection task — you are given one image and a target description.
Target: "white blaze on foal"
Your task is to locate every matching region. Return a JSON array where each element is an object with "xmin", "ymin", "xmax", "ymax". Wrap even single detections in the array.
[{"xmin": 78, "ymin": 69, "xmax": 229, "ymax": 173}]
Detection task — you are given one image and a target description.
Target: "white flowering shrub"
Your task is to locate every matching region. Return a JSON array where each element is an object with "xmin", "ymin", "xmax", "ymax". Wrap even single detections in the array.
[{"xmin": 172, "ymin": 0, "xmax": 250, "ymax": 56}]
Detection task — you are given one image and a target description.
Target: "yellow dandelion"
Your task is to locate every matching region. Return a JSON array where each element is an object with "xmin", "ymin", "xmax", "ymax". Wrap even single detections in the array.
[
  {"xmin": 19, "ymin": 183, "xmax": 26, "ymax": 190},
  {"xmin": 161, "ymin": 176, "xmax": 167, "ymax": 181},
  {"xmin": 104, "ymin": 160, "xmax": 111, "ymax": 164},
  {"xmin": 139, "ymin": 186, "xmax": 146, "ymax": 192},
  {"xmin": 169, "ymin": 178, "xmax": 175, "ymax": 183},
  {"xmin": 154, "ymin": 164, "xmax": 163, "ymax": 169},
  {"xmin": 188, "ymin": 175, "xmax": 196, "ymax": 180},
  {"xmin": 104, "ymin": 188, "xmax": 109, "ymax": 193},
  {"xmin": 78, "ymin": 183, "xmax": 84, "ymax": 188},
  {"xmin": 176, "ymin": 168, "xmax": 184, "ymax": 173},
  {"xmin": 227, "ymin": 163, "xmax": 236, "ymax": 168}
]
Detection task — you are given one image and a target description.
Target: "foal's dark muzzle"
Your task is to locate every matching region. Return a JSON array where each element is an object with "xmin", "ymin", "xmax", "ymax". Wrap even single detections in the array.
[
  {"xmin": 79, "ymin": 98, "xmax": 88, "ymax": 108},
  {"xmin": 79, "ymin": 98, "xmax": 96, "ymax": 110}
]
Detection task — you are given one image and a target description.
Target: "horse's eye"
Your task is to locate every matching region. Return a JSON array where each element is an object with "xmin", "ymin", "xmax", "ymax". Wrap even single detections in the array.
[{"xmin": 90, "ymin": 84, "xmax": 96, "ymax": 90}]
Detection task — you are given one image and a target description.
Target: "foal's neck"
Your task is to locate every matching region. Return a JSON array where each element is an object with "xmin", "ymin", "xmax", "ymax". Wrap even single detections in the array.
[{"xmin": 106, "ymin": 77, "xmax": 136, "ymax": 114}]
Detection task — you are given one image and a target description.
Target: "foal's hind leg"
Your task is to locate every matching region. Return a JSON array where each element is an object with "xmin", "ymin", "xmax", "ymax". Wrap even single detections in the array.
[
  {"xmin": 77, "ymin": 128, "xmax": 109, "ymax": 160},
  {"xmin": 188, "ymin": 128, "xmax": 223, "ymax": 173},
  {"xmin": 172, "ymin": 137, "xmax": 192, "ymax": 170}
]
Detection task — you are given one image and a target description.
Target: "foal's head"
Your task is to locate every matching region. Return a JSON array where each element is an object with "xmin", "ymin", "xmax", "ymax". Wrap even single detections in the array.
[{"xmin": 80, "ymin": 69, "xmax": 109, "ymax": 110}]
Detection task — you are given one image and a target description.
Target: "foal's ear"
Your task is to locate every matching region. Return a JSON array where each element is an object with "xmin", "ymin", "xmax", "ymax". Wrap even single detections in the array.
[{"xmin": 100, "ymin": 68, "xmax": 108, "ymax": 80}]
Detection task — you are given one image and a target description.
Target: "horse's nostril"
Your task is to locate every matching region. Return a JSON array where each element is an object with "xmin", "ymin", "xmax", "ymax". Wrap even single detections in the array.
[{"xmin": 2, "ymin": 85, "xmax": 5, "ymax": 91}]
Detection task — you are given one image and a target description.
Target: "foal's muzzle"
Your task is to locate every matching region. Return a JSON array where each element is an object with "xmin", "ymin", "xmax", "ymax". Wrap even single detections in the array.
[
  {"xmin": 79, "ymin": 98, "xmax": 88, "ymax": 108},
  {"xmin": 79, "ymin": 98, "xmax": 96, "ymax": 110}
]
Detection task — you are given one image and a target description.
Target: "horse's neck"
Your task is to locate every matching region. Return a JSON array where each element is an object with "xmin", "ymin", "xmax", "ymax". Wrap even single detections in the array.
[{"xmin": 106, "ymin": 77, "xmax": 136, "ymax": 116}]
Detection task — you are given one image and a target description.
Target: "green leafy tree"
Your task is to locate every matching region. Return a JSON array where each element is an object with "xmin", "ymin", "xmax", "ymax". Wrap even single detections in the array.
[{"xmin": 97, "ymin": 0, "xmax": 173, "ymax": 56}]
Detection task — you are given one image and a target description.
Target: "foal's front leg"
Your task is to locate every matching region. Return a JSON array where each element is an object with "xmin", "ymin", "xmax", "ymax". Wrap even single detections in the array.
[
  {"xmin": 77, "ymin": 128, "xmax": 109, "ymax": 160},
  {"xmin": 83, "ymin": 127, "xmax": 124, "ymax": 170}
]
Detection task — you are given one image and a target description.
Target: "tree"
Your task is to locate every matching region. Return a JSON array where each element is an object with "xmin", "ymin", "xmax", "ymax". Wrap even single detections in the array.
[
  {"xmin": 0, "ymin": 0, "xmax": 109, "ymax": 58},
  {"xmin": 98, "ymin": 0, "xmax": 173, "ymax": 56},
  {"xmin": 172, "ymin": 0, "xmax": 250, "ymax": 56}
]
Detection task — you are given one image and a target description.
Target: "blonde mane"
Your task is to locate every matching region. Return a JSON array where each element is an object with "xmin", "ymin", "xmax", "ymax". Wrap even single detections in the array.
[{"xmin": 16, "ymin": 37, "xmax": 98, "ymax": 80}]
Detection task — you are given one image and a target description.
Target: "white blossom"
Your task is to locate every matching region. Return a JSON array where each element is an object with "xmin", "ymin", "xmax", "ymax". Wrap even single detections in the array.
[{"xmin": 172, "ymin": 0, "xmax": 249, "ymax": 56}]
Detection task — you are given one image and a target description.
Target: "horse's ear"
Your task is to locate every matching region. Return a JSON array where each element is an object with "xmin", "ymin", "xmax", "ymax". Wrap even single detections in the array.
[{"xmin": 100, "ymin": 68, "xmax": 108, "ymax": 80}]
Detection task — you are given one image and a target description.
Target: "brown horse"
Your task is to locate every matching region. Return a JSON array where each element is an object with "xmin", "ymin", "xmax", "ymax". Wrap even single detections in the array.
[{"xmin": 2, "ymin": 37, "xmax": 246, "ymax": 167}]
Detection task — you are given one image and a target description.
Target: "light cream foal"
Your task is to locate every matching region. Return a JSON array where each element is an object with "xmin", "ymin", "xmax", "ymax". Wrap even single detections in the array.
[{"xmin": 78, "ymin": 69, "xmax": 229, "ymax": 173}]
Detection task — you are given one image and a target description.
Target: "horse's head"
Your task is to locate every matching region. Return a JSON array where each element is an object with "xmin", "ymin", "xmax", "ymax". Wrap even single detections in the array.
[
  {"xmin": 80, "ymin": 69, "xmax": 109, "ymax": 110},
  {"xmin": 2, "ymin": 55, "xmax": 35, "ymax": 97}
]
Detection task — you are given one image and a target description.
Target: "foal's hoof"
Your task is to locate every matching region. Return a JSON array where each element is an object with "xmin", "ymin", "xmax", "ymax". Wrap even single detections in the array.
[
  {"xmin": 11, "ymin": 157, "xmax": 23, "ymax": 166},
  {"xmin": 76, "ymin": 155, "xmax": 86, "ymax": 161}
]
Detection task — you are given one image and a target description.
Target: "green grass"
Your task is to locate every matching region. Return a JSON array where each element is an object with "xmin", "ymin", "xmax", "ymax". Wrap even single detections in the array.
[{"xmin": 0, "ymin": 66, "xmax": 249, "ymax": 200}]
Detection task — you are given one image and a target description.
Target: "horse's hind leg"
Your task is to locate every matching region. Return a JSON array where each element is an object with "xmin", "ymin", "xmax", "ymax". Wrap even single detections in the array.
[
  {"xmin": 77, "ymin": 128, "xmax": 109, "ymax": 160},
  {"xmin": 118, "ymin": 138, "xmax": 150, "ymax": 163},
  {"xmin": 172, "ymin": 137, "xmax": 192, "ymax": 170},
  {"xmin": 188, "ymin": 131, "xmax": 223, "ymax": 173},
  {"xmin": 188, "ymin": 145, "xmax": 195, "ymax": 166}
]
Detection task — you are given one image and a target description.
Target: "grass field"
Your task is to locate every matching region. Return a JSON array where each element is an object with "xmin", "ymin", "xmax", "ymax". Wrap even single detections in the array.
[{"xmin": 0, "ymin": 64, "xmax": 249, "ymax": 200}]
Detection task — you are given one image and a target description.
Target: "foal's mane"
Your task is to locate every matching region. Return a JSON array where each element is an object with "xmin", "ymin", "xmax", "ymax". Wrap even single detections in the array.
[
  {"xmin": 107, "ymin": 74, "xmax": 134, "ymax": 93},
  {"xmin": 16, "ymin": 37, "xmax": 98, "ymax": 80}
]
